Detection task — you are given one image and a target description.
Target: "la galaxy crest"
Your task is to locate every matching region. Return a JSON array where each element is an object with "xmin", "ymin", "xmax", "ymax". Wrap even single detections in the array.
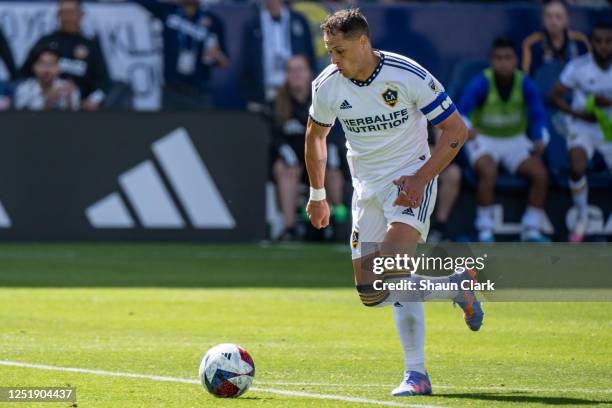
[
  {"xmin": 381, "ymin": 86, "xmax": 399, "ymax": 108},
  {"xmin": 351, "ymin": 230, "xmax": 359, "ymax": 249},
  {"xmin": 428, "ymin": 79, "xmax": 441, "ymax": 94}
]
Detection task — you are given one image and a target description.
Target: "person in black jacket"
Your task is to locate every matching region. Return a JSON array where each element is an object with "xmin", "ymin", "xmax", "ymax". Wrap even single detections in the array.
[
  {"xmin": 132, "ymin": 0, "xmax": 228, "ymax": 110},
  {"xmin": 20, "ymin": 0, "xmax": 110, "ymax": 111},
  {"xmin": 241, "ymin": 0, "xmax": 316, "ymax": 111}
]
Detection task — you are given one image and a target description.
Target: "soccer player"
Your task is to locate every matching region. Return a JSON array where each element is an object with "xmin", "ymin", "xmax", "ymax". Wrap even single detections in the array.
[
  {"xmin": 459, "ymin": 37, "xmax": 551, "ymax": 243},
  {"xmin": 304, "ymin": 9, "xmax": 483, "ymax": 397},
  {"xmin": 550, "ymin": 22, "xmax": 612, "ymax": 242}
]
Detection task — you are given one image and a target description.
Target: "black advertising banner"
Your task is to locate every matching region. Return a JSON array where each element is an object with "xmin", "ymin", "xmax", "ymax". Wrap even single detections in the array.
[{"xmin": 0, "ymin": 112, "xmax": 269, "ymax": 241}]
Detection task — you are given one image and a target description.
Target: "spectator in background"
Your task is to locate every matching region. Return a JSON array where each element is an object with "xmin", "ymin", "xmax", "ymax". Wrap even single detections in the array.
[
  {"xmin": 565, "ymin": 0, "xmax": 610, "ymax": 7},
  {"xmin": 241, "ymin": 0, "xmax": 316, "ymax": 111},
  {"xmin": 0, "ymin": 27, "xmax": 16, "ymax": 110},
  {"xmin": 0, "ymin": 27, "xmax": 17, "ymax": 81},
  {"xmin": 132, "ymin": 0, "xmax": 228, "ymax": 110},
  {"xmin": 550, "ymin": 22, "xmax": 612, "ymax": 242},
  {"xmin": 14, "ymin": 48, "xmax": 80, "ymax": 111},
  {"xmin": 20, "ymin": 0, "xmax": 109, "ymax": 111},
  {"xmin": 459, "ymin": 37, "xmax": 551, "ymax": 243},
  {"xmin": 271, "ymin": 55, "xmax": 345, "ymax": 241},
  {"xmin": 522, "ymin": 0, "xmax": 590, "ymax": 78}
]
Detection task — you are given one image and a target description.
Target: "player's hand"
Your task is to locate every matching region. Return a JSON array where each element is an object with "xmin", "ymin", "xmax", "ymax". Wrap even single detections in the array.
[
  {"xmin": 392, "ymin": 175, "xmax": 426, "ymax": 208},
  {"xmin": 574, "ymin": 110, "xmax": 597, "ymax": 122},
  {"xmin": 594, "ymin": 95, "xmax": 612, "ymax": 108},
  {"xmin": 306, "ymin": 199, "xmax": 330, "ymax": 229},
  {"xmin": 531, "ymin": 140, "xmax": 545, "ymax": 156},
  {"xmin": 204, "ymin": 46, "xmax": 229, "ymax": 68},
  {"xmin": 81, "ymin": 99, "xmax": 101, "ymax": 111},
  {"xmin": 47, "ymin": 86, "xmax": 63, "ymax": 104}
]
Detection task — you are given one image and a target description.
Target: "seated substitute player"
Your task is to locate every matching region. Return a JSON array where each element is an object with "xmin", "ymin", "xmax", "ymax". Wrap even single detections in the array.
[
  {"xmin": 550, "ymin": 22, "xmax": 612, "ymax": 242},
  {"xmin": 459, "ymin": 37, "xmax": 551, "ymax": 243},
  {"xmin": 304, "ymin": 9, "xmax": 483, "ymax": 397}
]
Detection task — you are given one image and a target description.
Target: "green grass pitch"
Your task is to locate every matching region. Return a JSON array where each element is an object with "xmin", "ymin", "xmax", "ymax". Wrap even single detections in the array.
[{"xmin": 0, "ymin": 244, "xmax": 611, "ymax": 407}]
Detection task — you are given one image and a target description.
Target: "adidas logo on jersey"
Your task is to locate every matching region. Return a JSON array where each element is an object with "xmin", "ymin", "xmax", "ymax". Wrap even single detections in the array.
[
  {"xmin": 340, "ymin": 100, "xmax": 352, "ymax": 109},
  {"xmin": 402, "ymin": 207, "xmax": 415, "ymax": 216}
]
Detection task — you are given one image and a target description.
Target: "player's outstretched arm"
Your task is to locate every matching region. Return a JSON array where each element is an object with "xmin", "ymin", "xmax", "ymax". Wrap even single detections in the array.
[
  {"xmin": 394, "ymin": 111, "xmax": 467, "ymax": 208},
  {"xmin": 305, "ymin": 117, "xmax": 332, "ymax": 229}
]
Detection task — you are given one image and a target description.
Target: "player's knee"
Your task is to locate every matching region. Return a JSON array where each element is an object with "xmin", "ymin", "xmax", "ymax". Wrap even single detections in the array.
[{"xmin": 355, "ymin": 284, "xmax": 389, "ymax": 307}]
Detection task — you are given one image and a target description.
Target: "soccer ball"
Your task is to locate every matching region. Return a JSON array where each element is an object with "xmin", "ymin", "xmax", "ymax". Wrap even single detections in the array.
[{"xmin": 198, "ymin": 343, "xmax": 255, "ymax": 398}]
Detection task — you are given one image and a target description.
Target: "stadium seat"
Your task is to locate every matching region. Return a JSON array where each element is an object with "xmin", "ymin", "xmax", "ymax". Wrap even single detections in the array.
[
  {"xmin": 446, "ymin": 58, "xmax": 489, "ymax": 102},
  {"xmin": 532, "ymin": 61, "xmax": 570, "ymax": 186},
  {"xmin": 532, "ymin": 61, "xmax": 565, "ymax": 100}
]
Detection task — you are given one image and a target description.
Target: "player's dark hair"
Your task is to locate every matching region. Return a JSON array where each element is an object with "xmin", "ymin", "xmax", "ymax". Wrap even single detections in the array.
[
  {"xmin": 35, "ymin": 47, "xmax": 61, "ymax": 62},
  {"xmin": 491, "ymin": 36, "xmax": 516, "ymax": 53},
  {"xmin": 543, "ymin": 0, "xmax": 567, "ymax": 9},
  {"xmin": 592, "ymin": 21, "xmax": 612, "ymax": 35},
  {"xmin": 320, "ymin": 8, "xmax": 369, "ymax": 39}
]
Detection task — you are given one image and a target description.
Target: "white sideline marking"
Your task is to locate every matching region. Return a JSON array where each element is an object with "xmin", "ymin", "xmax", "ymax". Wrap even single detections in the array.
[
  {"xmin": 0, "ymin": 361, "xmax": 443, "ymax": 408},
  {"xmin": 255, "ymin": 381, "xmax": 612, "ymax": 395},
  {"xmin": 2, "ymin": 361, "xmax": 611, "ymax": 396}
]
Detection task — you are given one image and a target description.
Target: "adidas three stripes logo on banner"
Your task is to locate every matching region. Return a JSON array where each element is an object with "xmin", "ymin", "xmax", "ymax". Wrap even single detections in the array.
[{"xmin": 85, "ymin": 128, "xmax": 235, "ymax": 229}]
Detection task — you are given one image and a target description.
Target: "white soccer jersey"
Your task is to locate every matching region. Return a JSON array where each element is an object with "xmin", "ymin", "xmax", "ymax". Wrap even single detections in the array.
[
  {"xmin": 560, "ymin": 53, "xmax": 612, "ymax": 128},
  {"xmin": 309, "ymin": 51, "xmax": 456, "ymax": 197}
]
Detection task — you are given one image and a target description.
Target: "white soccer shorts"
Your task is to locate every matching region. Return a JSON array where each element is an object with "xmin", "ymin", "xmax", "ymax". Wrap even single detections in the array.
[
  {"xmin": 567, "ymin": 122, "xmax": 612, "ymax": 169},
  {"xmin": 465, "ymin": 133, "xmax": 533, "ymax": 174},
  {"xmin": 350, "ymin": 175, "xmax": 438, "ymax": 260}
]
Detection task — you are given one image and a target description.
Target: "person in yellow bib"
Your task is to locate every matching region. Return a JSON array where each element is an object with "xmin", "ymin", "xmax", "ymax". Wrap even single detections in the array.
[{"xmin": 459, "ymin": 37, "xmax": 551, "ymax": 242}]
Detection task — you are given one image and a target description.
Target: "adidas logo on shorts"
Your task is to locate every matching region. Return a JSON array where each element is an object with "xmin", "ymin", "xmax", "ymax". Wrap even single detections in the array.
[
  {"xmin": 340, "ymin": 100, "xmax": 352, "ymax": 109},
  {"xmin": 402, "ymin": 207, "xmax": 414, "ymax": 216}
]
